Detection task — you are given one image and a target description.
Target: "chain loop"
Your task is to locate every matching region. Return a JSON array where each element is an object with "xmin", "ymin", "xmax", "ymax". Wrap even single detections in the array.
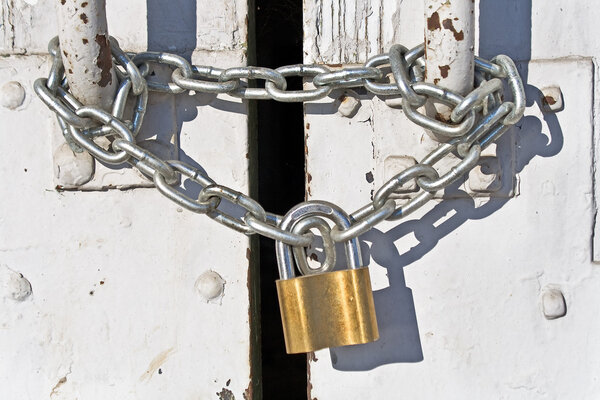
[
  {"xmin": 70, "ymin": 107, "xmax": 134, "ymax": 164},
  {"xmin": 389, "ymin": 44, "xmax": 427, "ymax": 107},
  {"xmin": 402, "ymin": 82, "xmax": 476, "ymax": 138},
  {"xmin": 291, "ymin": 217, "xmax": 337, "ymax": 275},
  {"xmin": 172, "ymin": 65, "xmax": 239, "ymax": 94},
  {"xmin": 153, "ymin": 160, "xmax": 219, "ymax": 214},
  {"xmin": 35, "ymin": 39, "xmax": 527, "ymax": 276},
  {"xmin": 220, "ymin": 67, "xmax": 287, "ymax": 100},
  {"xmin": 132, "ymin": 52, "xmax": 193, "ymax": 93},
  {"xmin": 199, "ymin": 185, "xmax": 268, "ymax": 235},
  {"xmin": 265, "ymin": 64, "xmax": 333, "ymax": 102}
]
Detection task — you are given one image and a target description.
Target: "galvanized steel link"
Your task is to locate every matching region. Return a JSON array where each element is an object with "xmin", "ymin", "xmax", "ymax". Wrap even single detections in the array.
[{"xmin": 35, "ymin": 37, "xmax": 527, "ymax": 276}]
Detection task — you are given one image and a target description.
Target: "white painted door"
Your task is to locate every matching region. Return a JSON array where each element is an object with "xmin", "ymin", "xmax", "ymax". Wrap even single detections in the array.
[
  {"xmin": 304, "ymin": 1, "xmax": 600, "ymax": 399},
  {"xmin": 0, "ymin": 1, "xmax": 257, "ymax": 399}
]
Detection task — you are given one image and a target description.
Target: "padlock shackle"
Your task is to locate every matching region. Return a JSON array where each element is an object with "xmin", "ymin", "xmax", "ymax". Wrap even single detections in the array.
[{"xmin": 276, "ymin": 201, "xmax": 362, "ymax": 280}]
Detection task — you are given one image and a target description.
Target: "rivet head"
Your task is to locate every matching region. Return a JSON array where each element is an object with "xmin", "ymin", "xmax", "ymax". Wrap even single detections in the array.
[
  {"xmin": 541, "ymin": 286, "xmax": 566, "ymax": 320},
  {"xmin": 195, "ymin": 270, "xmax": 225, "ymax": 302},
  {"xmin": 1, "ymin": 81, "xmax": 26, "ymax": 110},
  {"xmin": 1, "ymin": 267, "xmax": 32, "ymax": 301}
]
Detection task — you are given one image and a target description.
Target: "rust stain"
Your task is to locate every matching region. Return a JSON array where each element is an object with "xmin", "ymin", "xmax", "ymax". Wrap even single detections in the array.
[
  {"xmin": 60, "ymin": 0, "xmax": 65, "ymax": 4},
  {"xmin": 81, "ymin": 1, "xmax": 88, "ymax": 6},
  {"xmin": 140, "ymin": 348, "xmax": 175, "ymax": 382},
  {"xmin": 246, "ymin": 248, "xmax": 251, "ymax": 261},
  {"xmin": 442, "ymin": 18, "xmax": 464, "ymax": 41},
  {"xmin": 427, "ymin": 11, "xmax": 441, "ymax": 30},
  {"xmin": 95, "ymin": 34, "xmax": 113, "ymax": 87},
  {"xmin": 82, "ymin": 38, "xmax": 88, "ymax": 44},
  {"xmin": 439, "ymin": 65, "xmax": 450, "ymax": 78},
  {"xmin": 309, "ymin": 253, "xmax": 318, "ymax": 262},
  {"xmin": 307, "ymin": 172, "xmax": 312, "ymax": 183},
  {"xmin": 325, "ymin": 63, "xmax": 343, "ymax": 68},
  {"xmin": 50, "ymin": 376, "xmax": 67, "ymax": 398},
  {"xmin": 433, "ymin": 78, "xmax": 440, "ymax": 85},
  {"xmin": 305, "ymin": 122, "xmax": 310, "ymax": 130},
  {"xmin": 79, "ymin": 13, "xmax": 89, "ymax": 24},
  {"xmin": 543, "ymin": 96, "xmax": 557, "ymax": 106}
]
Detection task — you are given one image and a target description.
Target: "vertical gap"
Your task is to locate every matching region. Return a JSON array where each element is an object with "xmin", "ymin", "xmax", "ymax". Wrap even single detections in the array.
[{"xmin": 255, "ymin": 0, "xmax": 306, "ymax": 399}]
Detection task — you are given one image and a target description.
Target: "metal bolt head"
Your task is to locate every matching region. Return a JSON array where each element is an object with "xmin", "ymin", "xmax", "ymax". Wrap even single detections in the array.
[
  {"xmin": 1, "ymin": 81, "xmax": 26, "ymax": 110},
  {"xmin": 541, "ymin": 286, "xmax": 566, "ymax": 320},
  {"xmin": 338, "ymin": 90, "xmax": 361, "ymax": 118},
  {"xmin": 541, "ymin": 86, "xmax": 563, "ymax": 113},
  {"xmin": 195, "ymin": 270, "xmax": 225, "ymax": 302}
]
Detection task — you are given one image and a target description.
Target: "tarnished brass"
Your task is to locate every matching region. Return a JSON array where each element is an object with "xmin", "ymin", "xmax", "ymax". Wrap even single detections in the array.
[{"xmin": 276, "ymin": 266, "xmax": 379, "ymax": 354}]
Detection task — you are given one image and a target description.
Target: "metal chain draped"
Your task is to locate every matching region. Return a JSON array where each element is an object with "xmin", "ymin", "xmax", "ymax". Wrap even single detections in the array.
[{"xmin": 34, "ymin": 36, "xmax": 526, "ymax": 275}]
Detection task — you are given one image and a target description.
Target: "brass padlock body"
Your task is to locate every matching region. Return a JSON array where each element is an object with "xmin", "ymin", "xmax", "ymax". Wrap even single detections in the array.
[{"xmin": 276, "ymin": 266, "xmax": 379, "ymax": 354}]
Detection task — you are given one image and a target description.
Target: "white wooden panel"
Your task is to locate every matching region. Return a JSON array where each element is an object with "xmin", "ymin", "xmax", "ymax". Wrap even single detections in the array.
[
  {"xmin": 0, "ymin": 1, "xmax": 257, "ymax": 399},
  {"xmin": 304, "ymin": 1, "xmax": 600, "ymax": 398}
]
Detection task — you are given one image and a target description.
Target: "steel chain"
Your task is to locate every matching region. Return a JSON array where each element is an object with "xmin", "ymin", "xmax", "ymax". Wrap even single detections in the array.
[{"xmin": 34, "ymin": 36, "xmax": 526, "ymax": 276}]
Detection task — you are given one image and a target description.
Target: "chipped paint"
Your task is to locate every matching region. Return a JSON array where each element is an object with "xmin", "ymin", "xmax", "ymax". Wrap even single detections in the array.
[
  {"xmin": 438, "ymin": 64, "xmax": 450, "ymax": 78},
  {"xmin": 94, "ymin": 34, "xmax": 112, "ymax": 87},
  {"xmin": 217, "ymin": 388, "xmax": 235, "ymax": 400},
  {"xmin": 427, "ymin": 12, "xmax": 441, "ymax": 30},
  {"xmin": 442, "ymin": 18, "xmax": 464, "ymax": 41}
]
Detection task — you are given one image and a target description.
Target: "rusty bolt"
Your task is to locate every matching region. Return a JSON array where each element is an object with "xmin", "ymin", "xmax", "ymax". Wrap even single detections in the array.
[
  {"xmin": 195, "ymin": 270, "xmax": 225, "ymax": 302},
  {"xmin": 1, "ymin": 81, "xmax": 26, "ymax": 110},
  {"xmin": 338, "ymin": 90, "xmax": 361, "ymax": 118},
  {"xmin": 541, "ymin": 86, "xmax": 563, "ymax": 113},
  {"xmin": 541, "ymin": 286, "xmax": 566, "ymax": 320}
]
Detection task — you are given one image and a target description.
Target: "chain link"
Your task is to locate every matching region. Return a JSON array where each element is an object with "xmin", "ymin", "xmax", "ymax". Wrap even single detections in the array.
[{"xmin": 35, "ymin": 36, "xmax": 526, "ymax": 277}]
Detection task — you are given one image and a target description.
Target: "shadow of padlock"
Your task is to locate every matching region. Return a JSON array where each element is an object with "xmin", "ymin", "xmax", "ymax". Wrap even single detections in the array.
[{"xmin": 275, "ymin": 201, "xmax": 379, "ymax": 354}]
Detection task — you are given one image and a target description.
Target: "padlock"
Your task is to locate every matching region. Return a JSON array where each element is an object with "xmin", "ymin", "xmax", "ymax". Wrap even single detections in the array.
[{"xmin": 275, "ymin": 201, "xmax": 379, "ymax": 354}]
